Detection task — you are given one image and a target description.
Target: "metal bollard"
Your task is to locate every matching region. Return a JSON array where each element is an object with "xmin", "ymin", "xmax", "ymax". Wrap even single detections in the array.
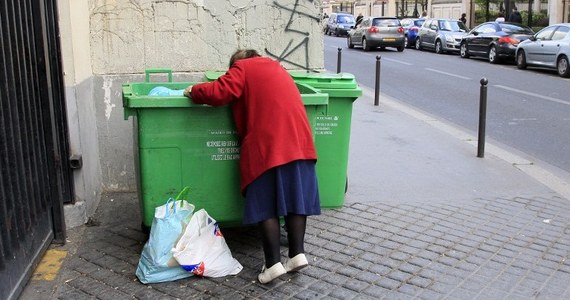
[
  {"xmin": 374, "ymin": 56, "xmax": 381, "ymax": 106},
  {"xmin": 477, "ymin": 78, "xmax": 488, "ymax": 158},
  {"xmin": 337, "ymin": 48, "xmax": 342, "ymax": 73}
]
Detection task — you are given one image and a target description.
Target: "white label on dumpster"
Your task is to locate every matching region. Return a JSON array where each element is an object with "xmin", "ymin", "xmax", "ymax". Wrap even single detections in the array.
[
  {"xmin": 209, "ymin": 129, "xmax": 237, "ymax": 135},
  {"xmin": 315, "ymin": 116, "xmax": 339, "ymax": 135},
  {"xmin": 206, "ymin": 139, "xmax": 240, "ymax": 161}
]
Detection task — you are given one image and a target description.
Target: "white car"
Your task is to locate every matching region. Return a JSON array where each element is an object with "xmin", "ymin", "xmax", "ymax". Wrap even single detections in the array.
[{"xmin": 515, "ymin": 23, "xmax": 570, "ymax": 77}]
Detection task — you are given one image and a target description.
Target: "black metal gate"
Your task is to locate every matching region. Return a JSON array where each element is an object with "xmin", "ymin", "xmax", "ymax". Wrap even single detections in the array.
[{"xmin": 1, "ymin": 0, "xmax": 71, "ymax": 299}]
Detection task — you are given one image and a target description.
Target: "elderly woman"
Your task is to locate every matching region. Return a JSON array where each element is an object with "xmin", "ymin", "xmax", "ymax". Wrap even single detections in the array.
[{"xmin": 184, "ymin": 49, "xmax": 321, "ymax": 284}]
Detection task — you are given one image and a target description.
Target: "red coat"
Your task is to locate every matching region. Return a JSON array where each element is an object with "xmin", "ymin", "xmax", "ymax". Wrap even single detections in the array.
[{"xmin": 191, "ymin": 57, "xmax": 317, "ymax": 193}]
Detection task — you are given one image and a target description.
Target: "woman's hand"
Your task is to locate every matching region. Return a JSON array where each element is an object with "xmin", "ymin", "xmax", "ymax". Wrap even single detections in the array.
[{"xmin": 183, "ymin": 86, "xmax": 192, "ymax": 98}]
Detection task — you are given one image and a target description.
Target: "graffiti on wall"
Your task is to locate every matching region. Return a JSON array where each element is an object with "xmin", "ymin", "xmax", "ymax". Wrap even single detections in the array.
[{"xmin": 265, "ymin": 0, "xmax": 320, "ymax": 71}]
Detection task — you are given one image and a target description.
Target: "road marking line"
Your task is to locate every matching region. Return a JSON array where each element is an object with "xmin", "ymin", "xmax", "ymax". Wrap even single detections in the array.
[
  {"xmin": 32, "ymin": 249, "xmax": 68, "ymax": 281},
  {"xmin": 425, "ymin": 68, "xmax": 471, "ymax": 80},
  {"xmin": 382, "ymin": 57, "xmax": 413, "ymax": 65},
  {"xmin": 494, "ymin": 85, "xmax": 570, "ymax": 106}
]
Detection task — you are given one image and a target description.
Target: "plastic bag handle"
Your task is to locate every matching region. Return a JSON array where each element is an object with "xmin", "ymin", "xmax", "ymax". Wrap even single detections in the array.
[
  {"xmin": 165, "ymin": 198, "xmax": 176, "ymax": 216},
  {"xmin": 145, "ymin": 68, "xmax": 173, "ymax": 82}
]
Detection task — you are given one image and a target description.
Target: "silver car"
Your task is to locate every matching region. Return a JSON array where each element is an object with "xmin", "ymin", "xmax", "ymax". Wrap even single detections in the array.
[
  {"xmin": 347, "ymin": 17, "xmax": 405, "ymax": 52},
  {"xmin": 516, "ymin": 23, "xmax": 570, "ymax": 77},
  {"xmin": 416, "ymin": 18, "xmax": 469, "ymax": 54}
]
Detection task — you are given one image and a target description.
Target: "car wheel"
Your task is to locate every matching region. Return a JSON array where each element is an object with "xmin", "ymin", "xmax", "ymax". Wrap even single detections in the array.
[
  {"xmin": 347, "ymin": 36, "xmax": 354, "ymax": 49},
  {"xmin": 488, "ymin": 45, "xmax": 500, "ymax": 64},
  {"xmin": 460, "ymin": 42, "xmax": 469, "ymax": 58},
  {"xmin": 557, "ymin": 55, "xmax": 570, "ymax": 77},
  {"xmin": 435, "ymin": 40, "xmax": 443, "ymax": 54},
  {"xmin": 404, "ymin": 35, "xmax": 409, "ymax": 48},
  {"xmin": 335, "ymin": 29, "xmax": 340, "ymax": 37},
  {"xmin": 397, "ymin": 45, "xmax": 405, "ymax": 52},
  {"xmin": 415, "ymin": 38, "xmax": 422, "ymax": 50},
  {"xmin": 362, "ymin": 38, "xmax": 371, "ymax": 51},
  {"xmin": 516, "ymin": 50, "xmax": 527, "ymax": 69}
]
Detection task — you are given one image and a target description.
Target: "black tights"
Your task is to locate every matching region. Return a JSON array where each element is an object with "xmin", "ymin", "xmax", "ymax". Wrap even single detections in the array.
[{"xmin": 258, "ymin": 214, "xmax": 306, "ymax": 268}]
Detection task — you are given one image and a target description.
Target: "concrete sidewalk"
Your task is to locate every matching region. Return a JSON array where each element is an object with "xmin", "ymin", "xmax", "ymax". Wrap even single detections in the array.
[{"xmin": 20, "ymin": 89, "xmax": 570, "ymax": 299}]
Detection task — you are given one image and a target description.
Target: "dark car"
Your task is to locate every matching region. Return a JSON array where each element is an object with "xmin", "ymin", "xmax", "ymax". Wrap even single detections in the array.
[
  {"xmin": 459, "ymin": 22, "xmax": 534, "ymax": 64},
  {"xmin": 347, "ymin": 17, "xmax": 405, "ymax": 51},
  {"xmin": 325, "ymin": 12, "xmax": 356, "ymax": 36},
  {"xmin": 400, "ymin": 18, "xmax": 425, "ymax": 48}
]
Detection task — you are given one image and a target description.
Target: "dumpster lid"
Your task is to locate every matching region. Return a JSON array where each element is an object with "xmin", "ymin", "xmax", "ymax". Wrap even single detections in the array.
[
  {"xmin": 288, "ymin": 71, "xmax": 358, "ymax": 89},
  {"xmin": 204, "ymin": 70, "xmax": 359, "ymax": 90},
  {"xmin": 122, "ymin": 82, "xmax": 327, "ymax": 112}
]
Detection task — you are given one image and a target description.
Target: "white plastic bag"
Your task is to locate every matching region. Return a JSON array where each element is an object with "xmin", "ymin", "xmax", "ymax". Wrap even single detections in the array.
[
  {"xmin": 171, "ymin": 209, "xmax": 243, "ymax": 277},
  {"xmin": 135, "ymin": 197, "xmax": 195, "ymax": 284}
]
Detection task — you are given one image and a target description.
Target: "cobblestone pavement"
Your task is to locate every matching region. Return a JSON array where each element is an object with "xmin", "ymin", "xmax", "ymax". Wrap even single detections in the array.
[{"xmin": 21, "ymin": 191, "xmax": 570, "ymax": 299}]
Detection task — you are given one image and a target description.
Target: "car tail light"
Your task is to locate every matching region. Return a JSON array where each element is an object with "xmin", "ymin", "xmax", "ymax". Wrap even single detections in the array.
[
  {"xmin": 498, "ymin": 37, "xmax": 519, "ymax": 45},
  {"xmin": 397, "ymin": 26, "xmax": 404, "ymax": 33},
  {"xmin": 410, "ymin": 27, "xmax": 419, "ymax": 32},
  {"xmin": 368, "ymin": 26, "xmax": 379, "ymax": 33}
]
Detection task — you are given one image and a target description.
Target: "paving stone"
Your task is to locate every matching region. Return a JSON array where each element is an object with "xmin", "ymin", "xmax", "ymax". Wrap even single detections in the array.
[
  {"xmin": 353, "ymin": 270, "xmax": 382, "ymax": 283},
  {"xmin": 293, "ymin": 289, "xmax": 322, "ymax": 300},
  {"xmin": 397, "ymin": 283, "xmax": 422, "ymax": 297},
  {"xmin": 307, "ymin": 280, "xmax": 336, "ymax": 295},
  {"xmin": 57, "ymin": 286, "xmax": 96, "ymax": 300},
  {"xmin": 407, "ymin": 276, "xmax": 433, "ymax": 289},
  {"xmin": 397, "ymin": 263, "xmax": 421, "ymax": 275},
  {"xmin": 328, "ymin": 252, "xmax": 354, "ymax": 264},
  {"xmin": 342, "ymin": 278, "xmax": 370, "ymax": 292},
  {"xmin": 362, "ymin": 284, "xmax": 391, "ymax": 298},
  {"xmin": 446, "ymin": 288, "xmax": 479, "ymax": 299},
  {"xmin": 285, "ymin": 273, "xmax": 319, "ymax": 288},
  {"xmin": 375, "ymin": 277, "xmax": 400, "ymax": 290},
  {"xmin": 416, "ymin": 288, "xmax": 444, "ymax": 300},
  {"xmin": 327, "ymin": 286, "xmax": 360, "ymax": 299},
  {"xmin": 321, "ymin": 272, "xmax": 351, "ymax": 286},
  {"xmin": 335, "ymin": 264, "xmax": 362, "ymax": 277},
  {"xmin": 367, "ymin": 264, "xmax": 392, "ymax": 276},
  {"xmin": 359, "ymin": 251, "xmax": 384, "ymax": 263},
  {"xmin": 428, "ymin": 281, "xmax": 456, "ymax": 294}
]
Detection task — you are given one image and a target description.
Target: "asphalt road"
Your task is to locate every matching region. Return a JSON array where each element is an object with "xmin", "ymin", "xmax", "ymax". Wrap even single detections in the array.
[{"xmin": 323, "ymin": 35, "xmax": 570, "ymax": 176}]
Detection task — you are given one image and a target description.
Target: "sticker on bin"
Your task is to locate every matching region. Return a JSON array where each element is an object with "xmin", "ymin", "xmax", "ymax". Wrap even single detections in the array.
[
  {"xmin": 315, "ymin": 116, "xmax": 339, "ymax": 135},
  {"xmin": 206, "ymin": 140, "xmax": 240, "ymax": 161}
]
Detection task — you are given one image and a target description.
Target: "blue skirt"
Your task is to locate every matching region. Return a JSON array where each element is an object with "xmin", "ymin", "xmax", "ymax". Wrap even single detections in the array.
[{"xmin": 243, "ymin": 160, "xmax": 321, "ymax": 224}]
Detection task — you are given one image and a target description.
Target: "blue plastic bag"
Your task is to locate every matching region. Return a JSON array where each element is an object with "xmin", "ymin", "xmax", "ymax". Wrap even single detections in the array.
[
  {"xmin": 148, "ymin": 86, "xmax": 184, "ymax": 96},
  {"xmin": 136, "ymin": 197, "xmax": 195, "ymax": 284}
]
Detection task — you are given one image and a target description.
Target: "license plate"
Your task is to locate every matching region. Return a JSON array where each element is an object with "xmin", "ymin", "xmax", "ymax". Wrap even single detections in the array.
[{"xmin": 384, "ymin": 38, "xmax": 395, "ymax": 42}]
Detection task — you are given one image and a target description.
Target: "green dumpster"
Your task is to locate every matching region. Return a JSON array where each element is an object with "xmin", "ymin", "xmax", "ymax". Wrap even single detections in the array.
[
  {"xmin": 123, "ymin": 69, "xmax": 328, "ymax": 228},
  {"xmin": 203, "ymin": 71, "xmax": 362, "ymax": 208},
  {"xmin": 288, "ymin": 72, "xmax": 362, "ymax": 208}
]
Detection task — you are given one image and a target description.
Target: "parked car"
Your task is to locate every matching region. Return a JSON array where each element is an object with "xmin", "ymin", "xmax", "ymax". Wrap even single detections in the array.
[
  {"xmin": 515, "ymin": 23, "xmax": 570, "ymax": 77},
  {"xmin": 347, "ymin": 17, "xmax": 405, "ymax": 52},
  {"xmin": 459, "ymin": 22, "xmax": 534, "ymax": 64},
  {"xmin": 400, "ymin": 18, "xmax": 425, "ymax": 48},
  {"xmin": 415, "ymin": 18, "xmax": 468, "ymax": 54},
  {"xmin": 325, "ymin": 12, "xmax": 356, "ymax": 36}
]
